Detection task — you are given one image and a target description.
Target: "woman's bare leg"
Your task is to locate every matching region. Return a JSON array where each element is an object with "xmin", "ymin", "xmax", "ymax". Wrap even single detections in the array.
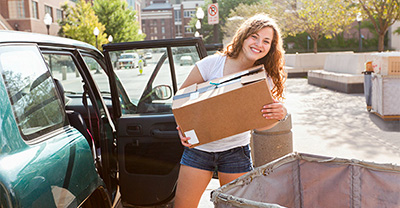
[
  {"xmin": 174, "ymin": 165, "xmax": 213, "ymax": 208},
  {"xmin": 218, "ymin": 172, "xmax": 248, "ymax": 186}
]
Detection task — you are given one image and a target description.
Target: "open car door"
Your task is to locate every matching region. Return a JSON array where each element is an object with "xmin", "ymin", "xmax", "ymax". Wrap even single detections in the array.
[{"xmin": 103, "ymin": 38, "xmax": 207, "ymax": 206}]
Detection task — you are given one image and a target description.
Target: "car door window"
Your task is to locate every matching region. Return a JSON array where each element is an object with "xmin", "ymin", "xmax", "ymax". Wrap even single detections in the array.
[
  {"xmin": 0, "ymin": 45, "xmax": 65, "ymax": 140},
  {"xmin": 43, "ymin": 53, "xmax": 82, "ymax": 95},
  {"xmin": 172, "ymin": 45, "xmax": 200, "ymax": 87},
  {"xmin": 82, "ymin": 56, "xmax": 111, "ymax": 96},
  {"xmin": 108, "ymin": 45, "xmax": 199, "ymax": 115},
  {"xmin": 109, "ymin": 48, "xmax": 174, "ymax": 114}
]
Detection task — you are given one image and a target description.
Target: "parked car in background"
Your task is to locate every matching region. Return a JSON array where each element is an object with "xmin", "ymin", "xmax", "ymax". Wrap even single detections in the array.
[
  {"xmin": 117, "ymin": 52, "xmax": 139, "ymax": 69},
  {"xmin": 0, "ymin": 30, "xmax": 207, "ymax": 207},
  {"xmin": 179, "ymin": 55, "xmax": 193, "ymax": 66},
  {"xmin": 144, "ymin": 52, "xmax": 153, "ymax": 59}
]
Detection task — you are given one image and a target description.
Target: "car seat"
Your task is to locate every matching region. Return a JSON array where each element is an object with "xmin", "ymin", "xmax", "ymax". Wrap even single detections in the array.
[{"xmin": 53, "ymin": 78, "xmax": 94, "ymax": 149}]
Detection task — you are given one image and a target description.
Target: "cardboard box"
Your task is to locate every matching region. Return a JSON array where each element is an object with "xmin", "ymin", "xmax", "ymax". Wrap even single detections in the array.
[
  {"xmin": 371, "ymin": 52, "xmax": 400, "ymax": 75},
  {"xmin": 172, "ymin": 65, "xmax": 278, "ymax": 147}
]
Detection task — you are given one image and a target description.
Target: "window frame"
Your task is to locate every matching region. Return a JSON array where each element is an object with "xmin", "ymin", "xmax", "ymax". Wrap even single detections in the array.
[{"xmin": 32, "ymin": 1, "xmax": 38, "ymax": 19}]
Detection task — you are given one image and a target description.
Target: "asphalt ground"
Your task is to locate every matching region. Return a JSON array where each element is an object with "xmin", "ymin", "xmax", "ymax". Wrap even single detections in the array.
[{"xmin": 199, "ymin": 77, "xmax": 400, "ymax": 207}]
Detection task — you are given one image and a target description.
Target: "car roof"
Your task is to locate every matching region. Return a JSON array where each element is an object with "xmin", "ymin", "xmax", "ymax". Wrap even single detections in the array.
[{"xmin": 0, "ymin": 30, "xmax": 99, "ymax": 52}]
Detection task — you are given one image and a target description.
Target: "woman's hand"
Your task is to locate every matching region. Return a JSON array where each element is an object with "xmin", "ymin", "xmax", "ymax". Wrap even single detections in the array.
[
  {"xmin": 261, "ymin": 100, "xmax": 287, "ymax": 120},
  {"xmin": 176, "ymin": 126, "xmax": 192, "ymax": 147}
]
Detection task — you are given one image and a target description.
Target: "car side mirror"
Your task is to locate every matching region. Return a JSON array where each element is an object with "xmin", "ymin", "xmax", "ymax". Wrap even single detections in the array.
[{"xmin": 152, "ymin": 85, "xmax": 172, "ymax": 100}]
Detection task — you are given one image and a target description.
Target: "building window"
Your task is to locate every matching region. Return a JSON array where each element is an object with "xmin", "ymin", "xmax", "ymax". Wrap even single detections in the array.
[
  {"xmin": 161, "ymin": 19, "xmax": 165, "ymax": 25},
  {"xmin": 56, "ymin": 9, "xmax": 63, "ymax": 21},
  {"xmin": 174, "ymin": 10, "xmax": 181, "ymax": 22},
  {"xmin": 45, "ymin": 5, "xmax": 53, "ymax": 21},
  {"xmin": 162, "ymin": 27, "xmax": 165, "ymax": 34},
  {"xmin": 150, "ymin": 27, "xmax": 158, "ymax": 34},
  {"xmin": 184, "ymin": 10, "xmax": 195, "ymax": 18},
  {"xmin": 8, "ymin": 0, "xmax": 25, "ymax": 18},
  {"xmin": 184, "ymin": 25, "xmax": 194, "ymax": 34},
  {"xmin": 32, "ymin": 1, "xmax": 38, "ymax": 19},
  {"xmin": 175, "ymin": 25, "xmax": 182, "ymax": 36}
]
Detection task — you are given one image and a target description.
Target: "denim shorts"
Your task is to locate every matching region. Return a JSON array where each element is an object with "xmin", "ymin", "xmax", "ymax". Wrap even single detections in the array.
[{"xmin": 180, "ymin": 145, "xmax": 253, "ymax": 173}]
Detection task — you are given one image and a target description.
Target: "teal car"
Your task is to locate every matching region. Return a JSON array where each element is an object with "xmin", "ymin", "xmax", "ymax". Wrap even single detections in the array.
[{"xmin": 0, "ymin": 31, "xmax": 207, "ymax": 207}]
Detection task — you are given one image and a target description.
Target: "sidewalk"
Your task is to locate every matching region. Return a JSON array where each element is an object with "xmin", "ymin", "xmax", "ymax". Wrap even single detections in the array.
[{"xmin": 199, "ymin": 77, "xmax": 400, "ymax": 207}]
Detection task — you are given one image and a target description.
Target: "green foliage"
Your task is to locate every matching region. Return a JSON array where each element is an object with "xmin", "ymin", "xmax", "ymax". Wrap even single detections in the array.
[
  {"xmin": 57, "ymin": 2, "xmax": 72, "ymax": 37},
  {"xmin": 93, "ymin": 0, "xmax": 145, "ymax": 43},
  {"xmin": 284, "ymin": 24, "xmax": 389, "ymax": 54},
  {"xmin": 359, "ymin": 0, "xmax": 400, "ymax": 51},
  {"xmin": 275, "ymin": 0, "xmax": 359, "ymax": 53},
  {"xmin": 194, "ymin": 0, "xmax": 262, "ymax": 44},
  {"xmin": 222, "ymin": 2, "xmax": 273, "ymax": 44},
  {"xmin": 62, "ymin": 0, "xmax": 108, "ymax": 50}
]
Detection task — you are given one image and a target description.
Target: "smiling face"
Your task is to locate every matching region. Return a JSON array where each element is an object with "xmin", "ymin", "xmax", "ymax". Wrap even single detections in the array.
[{"xmin": 240, "ymin": 27, "xmax": 274, "ymax": 62}]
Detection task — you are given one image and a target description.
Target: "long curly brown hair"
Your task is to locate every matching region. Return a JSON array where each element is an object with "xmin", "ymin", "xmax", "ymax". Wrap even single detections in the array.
[{"xmin": 222, "ymin": 14, "xmax": 286, "ymax": 100}]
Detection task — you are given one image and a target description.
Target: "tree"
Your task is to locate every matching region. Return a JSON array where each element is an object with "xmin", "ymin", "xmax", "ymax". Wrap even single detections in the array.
[
  {"xmin": 93, "ymin": 0, "xmax": 145, "ymax": 43},
  {"xmin": 276, "ymin": 0, "xmax": 358, "ymax": 53},
  {"xmin": 194, "ymin": 0, "xmax": 261, "ymax": 44},
  {"xmin": 358, "ymin": 0, "xmax": 400, "ymax": 52},
  {"xmin": 222, "ymin": 2, "xmax": 273, "ymax": 44},
  {"xmin": 62, "ymin": 0, "xmax": 108, "ymax": 50}
]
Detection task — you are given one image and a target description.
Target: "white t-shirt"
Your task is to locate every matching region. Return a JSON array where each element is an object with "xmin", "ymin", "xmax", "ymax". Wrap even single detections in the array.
[{"xmin": 193, "ymin": 54, "xmax": 250, "ymax": 152}]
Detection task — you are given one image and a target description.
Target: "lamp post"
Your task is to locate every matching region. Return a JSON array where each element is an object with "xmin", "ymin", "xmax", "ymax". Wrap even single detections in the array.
[
  {"xmin": 93, "ymin": 27, "xmax": 99, "ymax": 49},
  {"xmin": 307, "ymin": 36, "xmax": 311, "ymax": 52},
  {"xmin": 44, "ymin": 13, "xmax": 52, "ymax": 35},
  {"xmin": 93, "ymin": 27, "xmax": 101, "ymax": 74},
  {"xmin": 357, "ymin": 12, "xmax": 362, "ymax": 52},
  {"xmin": 108, "ymin": 35, "xmax": 113, "ymax": 43},
  {"xmin": 196, "ymin": 7, "xmax": 204, "ymax": 37}
]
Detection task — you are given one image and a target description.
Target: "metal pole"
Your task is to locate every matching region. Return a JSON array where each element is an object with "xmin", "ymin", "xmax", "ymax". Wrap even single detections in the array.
[
  {"xmin": 95, "ymin": 35, "xmax": 98, "ymax": 49},
  {"xmin": 212, "ymin": 0, "xmax": 218, "ymax": 43},
  {"xmin": 358, "ymin": 21, "xmax": 362, "ymax": 52},
  {"xmin": 46, "ymin": 25, "xmax": 50, "ymax": 35},
  {"xmin": 200, "ymin": 19, "xmax": 203, "ymax": 37}
]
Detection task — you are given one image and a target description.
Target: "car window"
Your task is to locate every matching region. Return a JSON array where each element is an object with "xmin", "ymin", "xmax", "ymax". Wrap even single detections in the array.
[
  {"xmin": 82, "ymin": 56, "xmax": 110, "ymax": 95},
  {"xmin": 108, "ymin": 45, "xmax": 199, "ymax": 115},
  {"xmin": 109, "ymin": 48, "xmax": 173, "ymax": 114},
  {"xmin": 172, "ymin": 45, "xmax": 200, "ymax": 88},
  {"xmin": 43, "ymin": 53, "xmax": 82, "ymax": 96},
  {"xmin": 0, "ymin": 45, "xmax": 65, "ymax": 140},
  {"xmin": 43, "ymin": 53, "xmax": 110, "ymax": 100}
]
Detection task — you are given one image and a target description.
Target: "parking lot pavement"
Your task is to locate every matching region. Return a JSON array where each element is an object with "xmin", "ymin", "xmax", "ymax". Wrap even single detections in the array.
[
  {"xmin": 199, "ymin": 78, "xmax": 400, "ymax": 207},
  {"xmin": 285, "ymin": 78, "xmax": 400, "ymax": 165}
]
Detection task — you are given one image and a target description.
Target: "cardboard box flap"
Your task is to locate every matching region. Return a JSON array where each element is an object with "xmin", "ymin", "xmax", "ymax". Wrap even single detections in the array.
[
  {"xmin": 211, "ymin": 65, "xmax": 264, "ymax": 85},
  {"xmin": 241, "ymin": 70, "xmax": 266, "ymax": 85},
  {"xmin": 183, "ymin": 83, "xmax": 197, "ymax": 94}
]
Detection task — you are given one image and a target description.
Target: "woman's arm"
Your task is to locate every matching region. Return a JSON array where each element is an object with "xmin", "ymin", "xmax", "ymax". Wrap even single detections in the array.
[
  {"xmin": 177, "ymin": 65, "xmax": 206, "ymax": 147},
  {"xmin": 180, "ymin": 65, "xmax": 205, "ymax": 89}
]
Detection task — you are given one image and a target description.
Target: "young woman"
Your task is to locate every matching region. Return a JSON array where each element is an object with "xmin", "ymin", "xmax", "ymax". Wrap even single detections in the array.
[{"xmin": 174, "ymin": 14, "xmax": 287, "ymax": 208}]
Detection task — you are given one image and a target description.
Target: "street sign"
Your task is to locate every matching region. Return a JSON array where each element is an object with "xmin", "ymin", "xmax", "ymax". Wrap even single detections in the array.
[{"xmin": 208, "ymin": 3, "xmax": 219, "ymax": 25}]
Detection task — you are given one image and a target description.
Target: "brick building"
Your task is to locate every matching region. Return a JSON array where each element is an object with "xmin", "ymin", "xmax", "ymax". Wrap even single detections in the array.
[
  {"xmin": 141, "ymin": 0, "xmax": 204, "ymax": 40},
  {"xmin": 0, "ymin": 0, "xmax": 78, "ymax": 35}
]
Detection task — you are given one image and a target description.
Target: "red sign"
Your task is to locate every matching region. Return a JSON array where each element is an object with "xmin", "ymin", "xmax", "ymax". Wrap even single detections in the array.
[{"xmin": 208, "ymin": 3, "xmax": 219, "ymax": 25}]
